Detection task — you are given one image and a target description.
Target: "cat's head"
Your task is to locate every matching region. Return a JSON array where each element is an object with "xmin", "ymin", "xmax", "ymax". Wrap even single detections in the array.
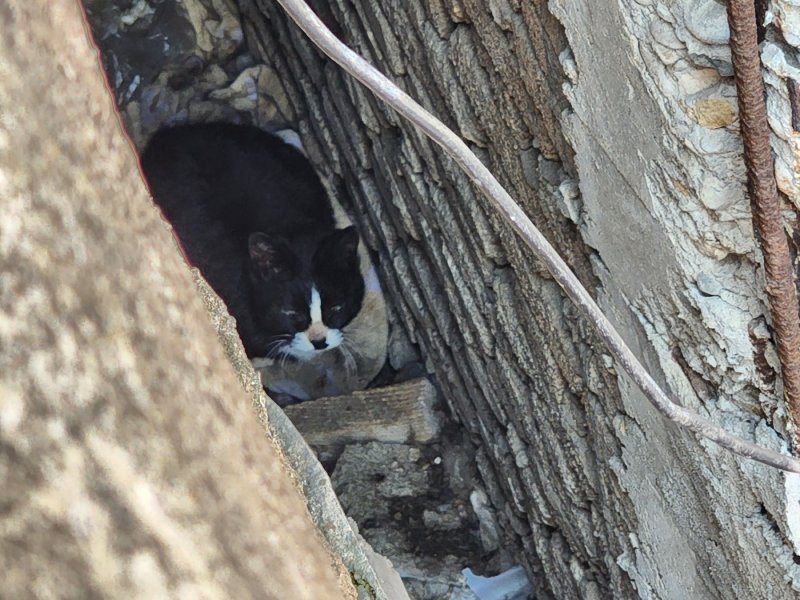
[{"xmin": 247, "ymin": 226, "xmax": 365, "ymax": 360}]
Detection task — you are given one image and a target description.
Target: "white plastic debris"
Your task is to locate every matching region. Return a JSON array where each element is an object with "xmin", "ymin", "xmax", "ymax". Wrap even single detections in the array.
[{"xmin": 462, "ymin": 565, "xmax": 532, "ymax": 600}]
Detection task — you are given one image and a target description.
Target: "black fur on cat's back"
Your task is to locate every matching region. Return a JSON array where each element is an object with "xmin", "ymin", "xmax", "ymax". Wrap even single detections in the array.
[
  {"xmin": 142, "ymin": 122, "xmax": 335, "ymax": 236},
  {"xmin": 140, "ymin": 122, "xmax": 365, "ymax": 358}
]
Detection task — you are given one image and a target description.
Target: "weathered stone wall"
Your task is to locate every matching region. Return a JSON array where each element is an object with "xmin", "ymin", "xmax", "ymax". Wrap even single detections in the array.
[
  {"xmin": 241, "ymin": 0, "xmax": 800, "ymax": 598},
  {"xmin": 0, "ymin": 2, "xmax": 352, "ymax": 598}
]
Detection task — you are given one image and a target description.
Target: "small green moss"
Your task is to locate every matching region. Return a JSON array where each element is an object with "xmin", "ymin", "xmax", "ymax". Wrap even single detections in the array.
[{"xmin": 350, "ymin": 571, "xmax": 377, "ymax": 599}]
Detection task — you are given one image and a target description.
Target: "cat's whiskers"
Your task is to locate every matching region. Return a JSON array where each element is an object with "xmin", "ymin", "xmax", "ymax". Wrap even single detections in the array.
[
  {"xmin": 342, "ymin": 336, "xmax": 363, "ymax": 356},
  {"xmin": 342, "ymin": 324, "xmax": 368, "ymax": 338},
  {"xmin": 264, "ymin": 344, "xmax": 285, "ymax": 359},
  {"xmin": 267, "ymin": 333, "xmax": 293, "ymax": 341},
  {"xmin": 264, "ymin": 334, "xmax": 292, "ymax": 360},
  {"xmin": 338, "ymin": 345, "xmax": 353, "ymax": 380},
  {"xmin": 279, "ymin": 346, "xmax": 293, "ymax": 373},
  {"xmin": 339, "ymin": 339, "xmax": 359, "ymax": 380}
]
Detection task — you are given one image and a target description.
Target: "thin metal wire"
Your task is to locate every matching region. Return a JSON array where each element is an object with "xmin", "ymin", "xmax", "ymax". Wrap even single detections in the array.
[{"xmin": 275, "ymin": 0, "xmax": 800, "ymax": 473}]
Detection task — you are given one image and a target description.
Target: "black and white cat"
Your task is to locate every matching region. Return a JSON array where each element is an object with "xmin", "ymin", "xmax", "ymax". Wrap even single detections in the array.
[{"xmin": 140, "ymin": 122, "xmax": 365, "ymax": 361}]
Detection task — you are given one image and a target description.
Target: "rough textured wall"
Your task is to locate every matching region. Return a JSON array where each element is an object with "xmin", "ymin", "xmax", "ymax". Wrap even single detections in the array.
[
  {"xmin": 0, "ymin": 2, "xmax": 351, "ymax": 598},
  {"xmin": 240, "ymin": 0, "xmax": 800, "ymax": 598}
]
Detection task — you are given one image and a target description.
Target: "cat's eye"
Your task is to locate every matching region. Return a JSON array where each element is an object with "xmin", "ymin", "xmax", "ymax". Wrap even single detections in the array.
[
  {"xmin": 281, "ymin": 309, "xmax": 299, "ymax": 317},
  {"xmin": 330, "ymin": 305, "xmax": 344, "ymax": 313}
]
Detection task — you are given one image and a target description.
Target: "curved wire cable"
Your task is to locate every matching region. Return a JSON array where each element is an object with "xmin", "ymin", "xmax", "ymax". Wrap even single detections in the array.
[{"xmin": 275, "ymin": 0, "xmax": 800, "ymax": 473}]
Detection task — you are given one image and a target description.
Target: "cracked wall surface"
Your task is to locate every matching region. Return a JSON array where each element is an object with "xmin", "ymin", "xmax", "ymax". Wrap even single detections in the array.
[
  {"xmin": 553, "ymin": 0, "xmax": 800, "ymax": 596},
  {"xmin": 237, "ymin": 0, "xmax": 800, "ymax": 598}
]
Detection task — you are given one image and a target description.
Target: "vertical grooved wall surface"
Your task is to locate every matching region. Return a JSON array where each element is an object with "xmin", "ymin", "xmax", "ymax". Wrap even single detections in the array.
[{"xmin": 242, "ymin": 1, "xmax": 800, "ymax": 598}]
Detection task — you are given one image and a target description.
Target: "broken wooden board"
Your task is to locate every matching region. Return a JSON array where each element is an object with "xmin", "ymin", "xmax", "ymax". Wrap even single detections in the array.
[{"xmin": 283, "ymin": 378, "xmax": 443, "ymax": 446}]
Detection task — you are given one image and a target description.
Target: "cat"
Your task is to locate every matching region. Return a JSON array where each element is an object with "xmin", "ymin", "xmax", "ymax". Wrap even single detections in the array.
[{"xmin": 139, "ymin": 122, "xmax": 366, "ymax": 362}]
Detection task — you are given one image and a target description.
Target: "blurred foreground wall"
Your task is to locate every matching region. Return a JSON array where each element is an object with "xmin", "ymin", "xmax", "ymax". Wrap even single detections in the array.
[{"xmin": 0, "ymin": 2, "xmax": 352, "ymax": 598}]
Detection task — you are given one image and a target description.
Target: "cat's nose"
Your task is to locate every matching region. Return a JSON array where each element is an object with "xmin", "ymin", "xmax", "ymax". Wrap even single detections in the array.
[{"xmin": 311, "ymin": 339, "xmax": 328, "ymax": 350}]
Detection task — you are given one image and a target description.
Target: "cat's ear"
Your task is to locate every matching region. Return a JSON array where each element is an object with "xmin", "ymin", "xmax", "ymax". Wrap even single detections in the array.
[
  {"xmin": 324, "ymin": 226, "xmax": 360, "ymax": 264},
  {"xmin": 248, "ymin": 232, "xmax": 298, "ymax": 279}
]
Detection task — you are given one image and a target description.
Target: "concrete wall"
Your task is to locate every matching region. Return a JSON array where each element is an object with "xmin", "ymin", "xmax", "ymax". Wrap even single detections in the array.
[{"xmin": 244, "ymin": 0, "xmax": 800, "ymax": 597}]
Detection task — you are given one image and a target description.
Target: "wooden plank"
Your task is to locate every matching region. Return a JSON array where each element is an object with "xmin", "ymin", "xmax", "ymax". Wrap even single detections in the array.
[{"xmin": 283, "ymin": 378, "xmax": 442, "ymax": 446}]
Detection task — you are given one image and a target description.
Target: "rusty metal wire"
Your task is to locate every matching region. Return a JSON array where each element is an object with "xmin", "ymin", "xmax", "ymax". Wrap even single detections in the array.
[
  {"xmin": 727, "ymin": 0, "xmax": 800, "ymax": 448},
  {"xmin": 275, "ymin": 0, "xmax": 800, "ymax": 472}
]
